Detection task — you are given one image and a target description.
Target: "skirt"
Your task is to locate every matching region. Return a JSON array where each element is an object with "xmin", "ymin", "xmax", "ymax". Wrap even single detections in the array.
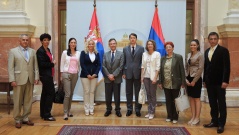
[{"xmin": 186, "ymin": 76, "xmax": 202, "ymax": 98}]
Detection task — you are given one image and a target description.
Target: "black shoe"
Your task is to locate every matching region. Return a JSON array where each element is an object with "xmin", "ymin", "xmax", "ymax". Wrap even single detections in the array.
[
  {"xmin": 44, "ymin": 117, "xmax": 56, "ymax": 121},
  {"xmin": 217, "ymin": 126, "xmax": 224, "ymax": 133},
  {"xmin": 203, "ymin": 122, "xmax": 218, "ymax": 128},
  {"xmin": 136, "ymin": 111, "xmax": 141, "ymax": 117},
  {"xmin": 126, "ymin": 110, "xmax": 132, "ymax": 116},
  {"xmin": 104, "ymin": 111, "xmax": 111, "ymax": 117},
  {"xmin": 116, "ymin": 111, "xmax": 122, "ymax": 117}
]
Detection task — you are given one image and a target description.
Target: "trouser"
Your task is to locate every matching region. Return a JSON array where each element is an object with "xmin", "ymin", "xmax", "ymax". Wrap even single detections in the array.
[
  {"xmin": 62, "ymin": 72, "xmax": 78, "ymax": 114},
  {"xmin": 143, "ymin": 78, "xmax": 157, "ymax": 114},
  {"xmin": 105, "ymin": 82, "xmax": 121, "ymax": 111},
  {"xmin": 13, "ymin": 79, "xmax": 33, "ymax": 123},
  {"xmin": 164, "ymin": 88, "xmax": 180, "ymax": 120},
  {"xmin": 40, "ymin": 76, "xmax": 55, "ymax": 118},
  {"xmin": 81, "ymin": 78, "xmax": 97, "ymax": 113},
  {"xmin": 207, "ymin": 85, "xmax": 227, "ymax": 127},
  {"xmin": 126, "ymin": 78, "xmax": 142, "ymax": 112}
]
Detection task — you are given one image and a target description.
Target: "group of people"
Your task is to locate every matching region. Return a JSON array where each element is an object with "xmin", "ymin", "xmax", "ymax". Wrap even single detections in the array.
[{"xmin": 8, "ymin": 32, "xmax": 230, "ymax": 134}]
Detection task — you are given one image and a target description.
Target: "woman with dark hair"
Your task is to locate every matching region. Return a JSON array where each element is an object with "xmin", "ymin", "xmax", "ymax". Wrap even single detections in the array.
[
  {"xmin": 80, "ymin": 39, "xmax": 101, "ymax": 116},
  {"xmin": 158, "ymin": 41, "xmax": 186, "ymax": 124},
  {"xmin": 141, "ymin": 40, "xmax": 161, "ymax": 120},
  {"xmin": 36, "ymin": 33, "xmax": 56, "ymax": 121},
  {"xmin": 60, "ymin": 38, "xmax": 80, "ymax": 120},
  {"xmin": 185, "ymin": 39, "xmax": 204, "ymax": 125}
]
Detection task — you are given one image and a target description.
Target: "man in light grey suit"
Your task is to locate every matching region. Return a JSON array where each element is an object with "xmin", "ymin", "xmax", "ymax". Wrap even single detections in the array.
[
  {"xmin": 8, "ymin": 34, "xmax": 39, "ymax": 128},
  {"xmin": 102, "ymin": 38, "xmax": 124, "ymax": 117},
  {"xmin": 123, "ymin": 33, "xmax": 144, "ymax": 117}
]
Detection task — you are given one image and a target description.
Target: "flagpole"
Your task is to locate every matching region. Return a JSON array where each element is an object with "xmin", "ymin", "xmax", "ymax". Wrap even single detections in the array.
[
  {"xmin": 155, "ymin": 0, "xmax": 158, "ymax": 7},
  {"xmin": 93, "ymin": 0, "xmax": 96, "ymax": 7}
]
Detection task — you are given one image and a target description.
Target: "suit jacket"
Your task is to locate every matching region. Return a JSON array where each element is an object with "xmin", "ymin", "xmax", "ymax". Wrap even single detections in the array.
[
  {"xmin": 159, "ymin": 53, "xmax": 186, "ymax": 89},
  {"xmin": 36, "ymin": 46, "xmax": 55, "ymax": 77},
  {"xmin": 203, "ymin": 45, "xmax": 230, "ymax": 85},
  {"xmin": 185, "ymin": 51, "xmax": 204, "ymax": 82},
  {"xmin": 8, "ymin": 46, "xmax": 39, "ymax": 85},
  {"xmin": 80, "ymin": 51, "xmax": 101, "ymax": 78},
  {"xmin": 123, "ymin": 45, "xmax": 144, "ymax": 79},
  {"xmin": 102, "ymin": 50, "xmax": 124, "ymax": 83},
  {"xmin": 141, "ymin": 51, "xmax": 161, "ymax": 81},
  {"xmin": 60, "ymin": 50, "xmax": 81, "ymax": 73}
]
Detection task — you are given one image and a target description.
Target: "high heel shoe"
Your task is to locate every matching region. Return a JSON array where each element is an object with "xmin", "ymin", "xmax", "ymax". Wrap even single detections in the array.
[
  {"xmin": 188, "ymin": 119, "xmax": 194, "ymax": 125},
  {"xmin": 191, "ymin": 118, "xmax": 200, "ymax": 125}
]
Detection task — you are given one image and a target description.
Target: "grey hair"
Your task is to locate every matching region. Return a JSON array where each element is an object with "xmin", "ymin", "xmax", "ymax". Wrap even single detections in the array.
[{"xmin": 19, "ymin": 34, "xmax": 29, "ymax": 39}]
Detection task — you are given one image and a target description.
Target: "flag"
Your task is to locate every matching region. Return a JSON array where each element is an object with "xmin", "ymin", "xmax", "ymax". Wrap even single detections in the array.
[
  {"xmin": 148, "ymin": 7, "xmax": 166, "ymax": 56},
  {"xmin": 86, "ymin": 7, "xmax": 104, "ymax": 83}
]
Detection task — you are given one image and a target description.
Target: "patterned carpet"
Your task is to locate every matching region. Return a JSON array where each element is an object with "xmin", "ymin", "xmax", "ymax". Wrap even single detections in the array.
[{"xmin": 57, "ymin": 125, "xmax": 190, "ymax": 135}]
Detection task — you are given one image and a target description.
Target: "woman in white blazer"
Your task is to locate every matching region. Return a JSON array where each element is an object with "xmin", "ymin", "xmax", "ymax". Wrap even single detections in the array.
[
  {"xmin": 60, "ymin": 38, "xmax": 80, "ymax": 120},
  {"xmin": 141, "ymin": 40, "xmax": 161, "ymax": 120}
]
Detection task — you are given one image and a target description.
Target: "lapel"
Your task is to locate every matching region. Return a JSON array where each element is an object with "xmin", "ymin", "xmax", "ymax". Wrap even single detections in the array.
[
  {"xmin": 161, "ymin": 56, "xmax": 166, "ymax": 73},
  {"xmin": 133, "ymin": 45, "xmax": 140, "ymax": 57},
  {"xmin": 171, "ymin": 53, "xmax": 176, "ymax": 71},
  {"xmin": 112, "ymin": 50, "xmax": 119, "ymax": 63},
  {"xmin": 127, "ymin": 45, "xmax": 132, "ymax": 57},
  {"xmin": 17, "ymin": 47, "xmax": 28, "ymax": 62}
]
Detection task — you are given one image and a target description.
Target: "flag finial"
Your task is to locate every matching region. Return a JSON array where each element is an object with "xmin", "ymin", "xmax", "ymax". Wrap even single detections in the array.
[
  {"xmin": 93, "ymin": 0, "xmax": 96, "ymax": 7},
  {"xmin": 155, "ymin": 0, "xmax": 158, "ymax": 7}
]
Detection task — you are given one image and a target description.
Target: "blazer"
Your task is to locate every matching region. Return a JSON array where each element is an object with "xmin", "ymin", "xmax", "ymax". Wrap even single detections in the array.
[
  {"xmin": 185, "ymin": 51, "xmax": 204, "ymax": 82},
  {"xmin": 123, "ymin": 45, "xmax": 144, "ymax": 79},
  {"xmin": 36, "ymin": 46, "xmax": 55, "ymax": 77},
  {"xmin": 159, "ymin": 53, "xmax": 186, "ymax": 89},
  {"xmin": 80, "ymin": 51, "xmax": 101, "ymax": 78},
  {"xmin": 8, "ymin": 46, "xmax": 39, "ymax": 85},
  {"xmin": 60, "ymin": 50, "xmax": 81, "ymax": 73},
  {"xmin": 141, "ymin": 51, "xmax": 161, "ymax": 81},
  {"xmin": 203, "ymin": 45, "xmax": 230, "ymax": 85},
  {"xmin": 102, "ymin": 50, "xmax": 124, "ymax": 83}
]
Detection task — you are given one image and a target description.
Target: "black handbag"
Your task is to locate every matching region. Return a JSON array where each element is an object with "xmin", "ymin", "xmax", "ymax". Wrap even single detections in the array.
[{"xmin": 54, "ymin": 82, "xmax": 65, "ymax": 104}]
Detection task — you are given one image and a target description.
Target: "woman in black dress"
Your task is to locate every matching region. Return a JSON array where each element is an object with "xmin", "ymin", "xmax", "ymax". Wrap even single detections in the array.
[{"xmin": 185, "ymin": 39, "xmax": 204, "ymax": 125}]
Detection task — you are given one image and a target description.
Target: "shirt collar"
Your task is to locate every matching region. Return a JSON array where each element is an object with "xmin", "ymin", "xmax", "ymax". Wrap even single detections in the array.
[{"xmin": 19, "ymin": 45, "xmax": 28, "ymax": 51}]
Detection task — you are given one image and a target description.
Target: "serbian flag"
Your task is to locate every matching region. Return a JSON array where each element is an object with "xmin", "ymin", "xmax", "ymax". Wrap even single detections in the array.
[
  {"xmin": 148, "ymin": 7, "xmax": 166, "ymax": 56},
  {"xmin": 86, "ymin": 7, "xmax": 104, "ymax": 83}
]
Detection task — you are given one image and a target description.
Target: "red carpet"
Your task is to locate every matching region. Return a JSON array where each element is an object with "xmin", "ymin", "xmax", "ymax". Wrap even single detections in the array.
[{"xmin": 57, "ymin": 125, "xmax": 190, "ymax": 135}]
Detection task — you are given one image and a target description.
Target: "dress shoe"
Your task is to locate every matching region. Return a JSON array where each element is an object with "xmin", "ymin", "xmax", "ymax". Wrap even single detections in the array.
[
  {"xmin": 217, "ymin": 126, "xmax": 224, "ymax": 133},
  {"xmin": 145, "ymin": 114, "xmax": 150, "ymax": 118},
  {"xmin": 166, "ymin": 119, "xmax": 171, "ymax": 122},
  {"xmin": 15, "ymin": 123, "xmax": 21, "ymax": 129},
  {"xmin": 203, "ymin": 122, "xmax": 218, "ymax": 128},
  {"xmin": 172, "ymin": 120, "xmax": 178, "ymax": 124},
  {"xmin": 22, "ymin": 120, "xmax": 34, "ymax": 126},
  {"xmin": 116, "ymin": 111, "xmax": 122, "ymax": 117},
  {"xmin": 149, "ymin": 114, "xmax": 154, "ymax": 120},
  {"xmin": 191, "ymin": 118, "xmax": 200, "ymax": 125},
  {"xmin": 68, "ymin": 114, "xmax": 73, "ymax": 117},
  {"xmin": 44, "ymin": 117, "xmax": 56, "ymax": 121},
  {"xmin": 136, "ymin": 111, "xmax": 141, "ymax": 117},
  {"xmin": 126, "ymin": 110, "xmax": 132, "ymax": 116},
  {"xmin": 104, "ymin": 111, "xmax": 111, "ymax": 117}
]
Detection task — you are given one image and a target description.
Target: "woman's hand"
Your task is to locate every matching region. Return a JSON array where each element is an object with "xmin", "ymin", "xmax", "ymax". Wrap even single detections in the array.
[
  {"xmin": 158, "ymin": 84, "xmax": 162, "ymax": 89},
  {"xmin": 152, "ymin": 78, "xmax": 157, "ymax": 84},
  {"xmin": 190, "ymin": 81, "xmax": 195, "ymax": 87}
]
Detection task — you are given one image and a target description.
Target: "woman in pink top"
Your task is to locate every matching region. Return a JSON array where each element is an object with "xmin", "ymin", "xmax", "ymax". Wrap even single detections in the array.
[{"xmin": 60, "ymin": 38, "xmax": 80, "ymax": 120}]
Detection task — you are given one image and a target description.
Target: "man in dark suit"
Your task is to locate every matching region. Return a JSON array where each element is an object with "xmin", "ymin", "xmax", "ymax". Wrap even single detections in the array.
[
  {"xmin": 123, "ymin": 33, "xmax": 144, "ymax": 117},
  {"xmin": 203, "ymin": 32, "xmax": 230, "ymax": 133},
  {"xmin": 102, "ymin": 38, "xmax": 124, "ymax": 117}
]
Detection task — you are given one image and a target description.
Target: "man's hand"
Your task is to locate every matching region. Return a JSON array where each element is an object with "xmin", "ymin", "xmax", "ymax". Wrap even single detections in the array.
[
  {"xmin": 11, "ymin": 81, "xmax": 17, "ymax": 87},
  {"xmin": 158, "ymin": 84, "xmax": 162, "ymax": 89},
  {"xmin": 221, "ymin": 82, "xmax": 228, "ymax": 89},
  {"xmin": 108, "ymin": 74, "xmax": 115, "ymax": 81}
]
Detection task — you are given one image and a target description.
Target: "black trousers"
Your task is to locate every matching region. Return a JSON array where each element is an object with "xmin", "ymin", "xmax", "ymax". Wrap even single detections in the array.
[
  {"xmin": 105, "ymin": 82, "xmax": 121, "ymax": 111},
  {"xmin": 207, "ymin": 85, "xmax": 227, "ymax": 127},
  {"xmin": 164, "ymin": 88, "xmax": 180, "ymax": 120},
  {"xmin": 40, "ymin": 76, "xmax": 55, "ymax": 118},
  {"xmin": 126, "ymin": 78, "xmax": 142, "ymax": 112}
]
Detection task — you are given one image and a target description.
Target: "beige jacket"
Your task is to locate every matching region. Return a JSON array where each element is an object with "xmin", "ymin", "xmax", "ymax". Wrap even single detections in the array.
[
  {"xmin": 141, "ymin": 51, "xmax": 161, "ymax": 81},
  {"xmin": 8, "ymin": 46, "xmax": 39, "ymax": 85},
  {"xmin": 185, "ymin": 51, "xmax": 204, "ymax": 82}
]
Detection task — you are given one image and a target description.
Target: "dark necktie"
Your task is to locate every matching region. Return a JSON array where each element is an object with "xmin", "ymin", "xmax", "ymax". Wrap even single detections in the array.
[
  {"xmin": 132, "ymin": 46, "xmax": 135, "ymax": 55},
  {"xmin": 111, "ymin": 51, "xmax": 114, "ymax": 63}
]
